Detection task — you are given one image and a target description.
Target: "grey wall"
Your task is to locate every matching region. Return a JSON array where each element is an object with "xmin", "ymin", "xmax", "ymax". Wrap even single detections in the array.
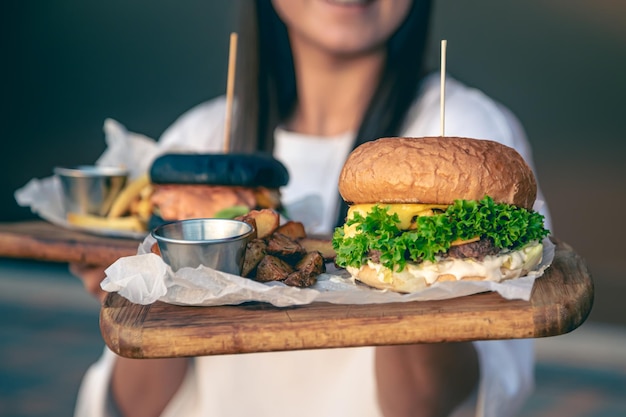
[
  {"xmin": 429, "ymin": 0, "xmax": 626, "ymax": 325},
  {"xmin": 3, "ymin": 1, "xmax": 237, "ymax": 221},
  {"xmin": 4, "ymin": 1, "xmax": 625, "ymax": 324}
]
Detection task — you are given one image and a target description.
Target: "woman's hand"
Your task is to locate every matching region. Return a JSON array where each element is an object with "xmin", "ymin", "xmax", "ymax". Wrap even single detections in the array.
[
  {"xmin": 375, "ymin": 343, "xmax": 479, "ymax": 417},
  {"xmin": 69, "ymin": 263, "xmax": 109, "ymax": 303}
]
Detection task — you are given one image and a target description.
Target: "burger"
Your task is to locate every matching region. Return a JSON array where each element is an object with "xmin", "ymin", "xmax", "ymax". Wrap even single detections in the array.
[
  {"xmin": 331, "ymin": 136, "xmax": 550, "ymax": 293},
  {"xmin": 147, "ymin": 152, "xmax": 289, "ymax": 227}
]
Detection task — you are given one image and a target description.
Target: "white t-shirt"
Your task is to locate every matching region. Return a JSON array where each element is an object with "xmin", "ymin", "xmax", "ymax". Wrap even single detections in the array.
[{"xmin": 75, "ymin": 74, "xmax": 547, "ymax": 417}]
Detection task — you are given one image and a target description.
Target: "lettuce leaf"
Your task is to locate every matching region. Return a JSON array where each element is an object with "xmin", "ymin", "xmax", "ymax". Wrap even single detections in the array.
[{"xmin": 332, "ymin": 196, "xmax": 550, "ymax": 272}]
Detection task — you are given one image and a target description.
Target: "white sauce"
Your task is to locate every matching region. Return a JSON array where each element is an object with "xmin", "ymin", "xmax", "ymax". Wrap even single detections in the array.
[{"xmin": 356, "ymin": 242, "xmax": 543, "ymax": 286}]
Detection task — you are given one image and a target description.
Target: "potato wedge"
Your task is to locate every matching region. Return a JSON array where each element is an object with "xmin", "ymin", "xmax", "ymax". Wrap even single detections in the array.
[
  {"xmin": 275, "ymin": 221, "xmax": 306, "ymax": 240},
  {"xmin": 236, "ymin": 209, "xmax": 279, "ymax": 239},
  {"xmin": 241, "ymin": 238, "xmax": 267, "ymax": 278},
  {"xmin": 255, "ymin": 255, "xmax": 294, "ymax": 282},
  {"xmin": 265, "ymin": 233, "xmax": 306, "ymax": 263},
  {"xmin": 298, "ymin": 237, "xmax": 336, "ymax": 261}
]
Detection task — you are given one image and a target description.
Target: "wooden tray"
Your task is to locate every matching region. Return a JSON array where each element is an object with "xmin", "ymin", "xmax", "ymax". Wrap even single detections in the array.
[
  {"xmin": 0, "ymin": 221, "xmax": 140, "ymax": 265},
  {"xmin": 100, "ymin": 238, "xmax": 594, "ymax": 359}
]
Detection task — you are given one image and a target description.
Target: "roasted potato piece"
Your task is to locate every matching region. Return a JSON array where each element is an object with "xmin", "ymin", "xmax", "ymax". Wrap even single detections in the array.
[
  {"xmin": 241, "ymin": 239, "xmax": 267, "ymax": 278},
  {"xmin": 255, "ymin": 255, "xmax": 294, "ymax": 282},
  {"xmin": 283, "ymin": 270, "xmax": 317, "ymax": 288},
  {"xmin": 297, "ymin": 237, "xmax": 336, "ymax": 261},
  {"xmin": 236, "ymin": 217, "xmax": 258, "ymax": 240},
  {"xmin": 295, "ymin": 251, "xmax": 326, "ymax": 276},
  {"xmin": 265, "ymin": 233, "xmax": 306, "ymax": 263},
  {"xmin": 236, "ymin": 209, "xmax": 279, "ymax": 239},
  {"xmin": 235, "ymin": 210, "xmax": 328, "ymax": 288},
  {"xmin": 283, "ymin": 251, "xmax": 325, "ymax": 288},
  {"xmin": 275, "ymin": 221, "xmax": 306, "ymax": 240}
]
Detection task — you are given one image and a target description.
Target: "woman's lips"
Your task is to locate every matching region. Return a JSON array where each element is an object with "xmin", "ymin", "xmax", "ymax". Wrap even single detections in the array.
[{"xmin": 325, "ymin": 0, "xmax": 374, "ymax": 6}]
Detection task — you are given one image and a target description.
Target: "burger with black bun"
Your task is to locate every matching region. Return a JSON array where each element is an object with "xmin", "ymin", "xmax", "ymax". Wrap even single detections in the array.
[
  {"xmin": 331, "ymin": 136, "xmax": 550, "ymax": 293},
  {"xmin": 148, "ymin": 153, "xmax": 289, "ymax": 227}
]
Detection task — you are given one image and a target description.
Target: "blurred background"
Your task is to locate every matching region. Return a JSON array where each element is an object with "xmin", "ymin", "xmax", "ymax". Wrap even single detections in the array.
[{"xmin": 1, "ymin": 0, "xmax": 625, "ymax": 416}]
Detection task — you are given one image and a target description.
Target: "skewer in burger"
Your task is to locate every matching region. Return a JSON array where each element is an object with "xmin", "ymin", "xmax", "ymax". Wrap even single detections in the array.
[
  {"xmin": 148, "ymin": 152, "xmax": 289, "ymax": 227},
  {"xmin": 331, "ymin": 136, "xmax": 550, "ymax": 293}
]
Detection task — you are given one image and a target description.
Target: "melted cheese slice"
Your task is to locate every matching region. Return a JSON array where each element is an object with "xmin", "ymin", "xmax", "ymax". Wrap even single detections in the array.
[{"xmin": 344, "ymin": 203, "xmax": 449, "ymax": 237}]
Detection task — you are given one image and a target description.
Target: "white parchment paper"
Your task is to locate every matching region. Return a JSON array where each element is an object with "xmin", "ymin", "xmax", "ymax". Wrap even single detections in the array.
[
  {"xmin": 14, "ymin": 119, "xmax": 159, "ymax": 239},
  {"xmin": 101, "ymin": 235, "xmax": 555, "ymax": 307}
]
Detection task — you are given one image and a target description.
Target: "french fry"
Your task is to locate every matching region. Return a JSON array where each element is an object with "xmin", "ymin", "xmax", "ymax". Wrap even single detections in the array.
[
  {"xmin": 68, "ymin": 212, "xmax": 146, "ymax": 232},
  {"xmin": 107, "ymin": 173, "xmax": 151, "ymax": 218},
  {"xmin": 133, "ymin": 198, "xmax": 154, "ymax": 222}
]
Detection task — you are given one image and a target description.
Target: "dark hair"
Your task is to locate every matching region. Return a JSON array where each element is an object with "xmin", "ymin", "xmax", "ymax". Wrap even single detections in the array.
[{"xmin": 232, "ymin": 0, "xmax": 434, "ymax": 225}]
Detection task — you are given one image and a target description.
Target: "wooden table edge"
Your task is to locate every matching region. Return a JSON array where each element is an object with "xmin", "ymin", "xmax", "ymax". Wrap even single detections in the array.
[{"xmin": 0, "ymin": 220, "xmax": 140, "ymax": 265}]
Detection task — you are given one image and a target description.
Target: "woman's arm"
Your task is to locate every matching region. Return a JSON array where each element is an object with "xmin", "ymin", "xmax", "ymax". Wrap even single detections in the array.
[
  {"xmin": 375, "ymin": 343, "xmax": 479, "ymax": 417},
  {"xmin": 111, "ymin": 357, "xmax": 189, "ymax": 417},
  {"xmin": 69, "ymin": 263, "xmax": 190, "ymax": 417},
  {"xmin": 69, "ymin": 263, "xmax": 109, "ymax": 303}
]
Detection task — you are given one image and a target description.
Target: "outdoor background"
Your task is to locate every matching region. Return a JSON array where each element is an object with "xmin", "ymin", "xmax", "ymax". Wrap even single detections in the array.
[{"xmin": 1, "ymin": 1, "xmax": 625, "ymax": 416}]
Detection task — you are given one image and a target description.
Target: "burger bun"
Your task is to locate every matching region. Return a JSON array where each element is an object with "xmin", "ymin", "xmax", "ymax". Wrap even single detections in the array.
[{"xmin": 338, "ymin": 136, "xmax": 537, "ymax": 209}]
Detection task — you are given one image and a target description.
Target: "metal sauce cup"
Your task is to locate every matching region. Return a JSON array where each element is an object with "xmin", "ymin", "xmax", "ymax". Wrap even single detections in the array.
[
  {"xmin": 54, "ymin": 165, "xmax": 128, "ymax": 216},
  {"xmin": 151, "ymin": 218, "xmax": 254, "ymax": 274}
]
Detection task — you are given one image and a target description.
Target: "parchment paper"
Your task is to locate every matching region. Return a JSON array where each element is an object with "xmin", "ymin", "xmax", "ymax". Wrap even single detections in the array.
[
  {"xmin": 14, "ymin": 119, "xmax": 159, "ymax": 240},
  {"xmin": 101, "ymin": 235, "xmax": 555, "ymax": 307}
]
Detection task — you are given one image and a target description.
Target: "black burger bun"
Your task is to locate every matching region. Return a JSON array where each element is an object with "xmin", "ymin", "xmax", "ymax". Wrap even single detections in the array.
[{"xmin": 150, "ymin": 152, "xmax": 289, "ymax": 189}]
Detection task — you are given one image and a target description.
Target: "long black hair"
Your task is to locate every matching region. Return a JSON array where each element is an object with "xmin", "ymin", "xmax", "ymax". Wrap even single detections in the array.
[{"xmin": 232, "ymin": 0, "xmax": 434, "ymax": 226}]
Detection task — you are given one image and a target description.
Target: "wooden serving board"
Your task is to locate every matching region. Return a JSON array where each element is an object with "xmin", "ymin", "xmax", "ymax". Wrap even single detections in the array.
[
  {"xmin": 0, "ymin": 221, "xmax": 140, "ymax": 265},
  {"xmin": 100, "ymin": 238, "xmax": 594, "ymax": 359}
]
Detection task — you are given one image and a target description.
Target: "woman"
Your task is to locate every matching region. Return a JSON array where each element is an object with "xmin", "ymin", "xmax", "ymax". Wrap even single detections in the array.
[{"xmin": 74, "ymin": 1, "xmax": 547, "ymax": 416}]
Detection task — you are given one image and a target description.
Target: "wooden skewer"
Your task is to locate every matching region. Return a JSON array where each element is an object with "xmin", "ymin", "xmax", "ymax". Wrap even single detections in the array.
[
  {"xmin": 440, "ymin": 39, "xmax": 447, "ymax": 137},
  {"xmin": 223, "ymin": 32, "xmax": 238, "ymax": 153}
]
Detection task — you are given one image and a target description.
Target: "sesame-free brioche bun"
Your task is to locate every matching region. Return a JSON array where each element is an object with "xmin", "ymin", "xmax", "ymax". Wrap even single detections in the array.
[{"xmin": 338, "ymin": 136, "xmax": 537, "ymax": 209}]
